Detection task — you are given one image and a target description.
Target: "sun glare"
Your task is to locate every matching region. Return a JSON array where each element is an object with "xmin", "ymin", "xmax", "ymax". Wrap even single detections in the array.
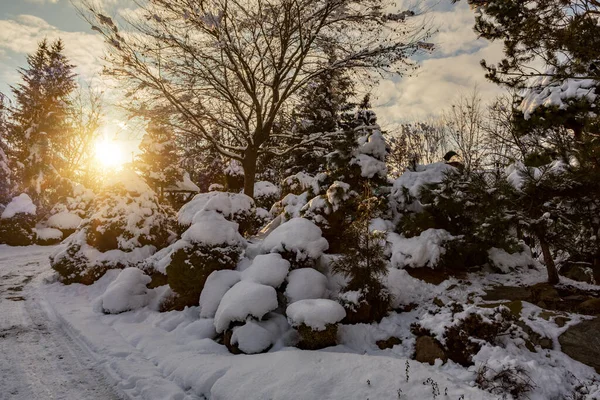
[{"xmin": 95, "ymin": 138, "xmax": 124, "ymax": 168}]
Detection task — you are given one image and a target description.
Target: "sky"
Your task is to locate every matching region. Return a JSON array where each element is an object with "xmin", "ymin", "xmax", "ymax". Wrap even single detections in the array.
[{"xmin": 0, "ymin": 0, "xmax": 505, "ymax": 144}]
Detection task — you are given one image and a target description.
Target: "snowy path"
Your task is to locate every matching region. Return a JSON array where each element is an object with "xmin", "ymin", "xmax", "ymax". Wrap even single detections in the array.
[{"xmin": 0, "ymin": 245, "xmax": 121, "ymax": 400}]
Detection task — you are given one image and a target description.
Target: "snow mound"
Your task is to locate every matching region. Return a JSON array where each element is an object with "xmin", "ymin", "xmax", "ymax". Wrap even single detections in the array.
[
  {"xmin": 388, "ymin": 229, "xmax": 453, "ymax": 269},
  {"xmin": 214, "ymin": 281, "xmax": 278, "ymax": 333},
  {"xmin": 241, "ymin": 254, "xmax": 290, "ymax": 288},
  {"xmin": 100, "ymin": 268, "xmax": 152, "ymax": 314},
  {"xmin": 199, "ymin": 269, "xmax": 241, "ymax": 319},
  {"xmin": 178, "ymin": 191, "xmax": 254, "ymax": 227},
  {"xmin": 285, "ymin": 268, "xmax": 328, "ymax": 303},
  {"xmin": 35, "ymin": 227, "xmax": 63, "ymax": 241},
  {"xmin": 1, "ymin": 194, "xmax": 36, "ymax": 219},
  {"xmin": 181, "ymin": 210, "xmax": 244, "ymax": 247},
  {"xmin": 286, "ymin": 299, "xmax": 346, "ymax": 331},
  {"xmin": 231, "ymin": 320, "xmax": 273, "ymax": 354},
  {"xmin": 261, "ymin": 218, "xmax": 328, "ymax": 262},
  {"xmin": 47, "ymin": 211, "xmax": 82, "ymax": 230}
]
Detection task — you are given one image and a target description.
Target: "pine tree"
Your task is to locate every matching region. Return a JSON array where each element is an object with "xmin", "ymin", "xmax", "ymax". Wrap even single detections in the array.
[
  {"xmin": 9, "ymin": 39, "xmax": 76, "ymax": 208},
  {"xmin": 332, "ymin": 193, "xmax": 390, "ymax": 323}
]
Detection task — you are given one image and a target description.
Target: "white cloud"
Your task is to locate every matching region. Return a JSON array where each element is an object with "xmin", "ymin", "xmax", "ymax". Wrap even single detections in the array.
[
  {"xmin": 0, "ymin": 15, "xmax": 106, "ymax": 83},
  {"xmin": 23, "ymin": 0, "xmax": 60, "ymax": 4}
]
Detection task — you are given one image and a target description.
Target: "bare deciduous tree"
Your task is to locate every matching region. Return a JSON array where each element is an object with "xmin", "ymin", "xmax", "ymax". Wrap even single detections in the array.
[{"xmin": 81, "ymin": 0, "xmax": 432, "ymax": 196}]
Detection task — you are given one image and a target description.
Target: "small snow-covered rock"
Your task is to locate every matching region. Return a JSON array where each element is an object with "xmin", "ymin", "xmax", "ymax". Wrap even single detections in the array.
[
  {"xmin": 241, "ymin": 254, "xmax": 290, "ymax": 288},
  {"xmin": 100, "ymin": 268, "xmax": 152, "ymax": 314},
  {"xmin": 231, "ymin": 320, "xmax": 273, "ymax": 354},
  {"xmin": 199, "ymin": 270, "xmax": 241, "ymax": 318},
  {"xmin": 1, "ymin": 193, "xmax": 36, "ymax": 219},
  {"xmin": 261, "ymin": 218, "xmax": 328, "ymax": 263},
  {"xmin": 214, "ymin": 281, "xmax": 278, "ymax": 333},
  {"xmin": 285, "ymin": 268, "xmax": 328, "ymax": 303},
  {"xmin": 286, "ymin": 299, "xmax": 346, "ymax": 331}
]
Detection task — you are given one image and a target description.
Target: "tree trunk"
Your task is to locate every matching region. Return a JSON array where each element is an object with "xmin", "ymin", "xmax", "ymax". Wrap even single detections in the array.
[
  {"xmin": 242, "ymin": 146, "xmax": 258, "ymax": 198},
  {"xmin": 539, "ymin": 236, "xmax": 560, "ymax": 285}
]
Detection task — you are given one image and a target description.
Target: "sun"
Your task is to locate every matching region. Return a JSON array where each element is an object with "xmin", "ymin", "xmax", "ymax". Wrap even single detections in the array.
[{"xmin": 95, "ymin": 138, "xmax": 124, "ymax": 168}]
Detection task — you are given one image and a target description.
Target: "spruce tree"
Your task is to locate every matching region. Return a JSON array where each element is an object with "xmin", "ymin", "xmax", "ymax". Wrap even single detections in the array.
[
  {"xmin": 284, "ymin": 68, "xmax": 355, "ymax": 176},
  {"xmin": 0, "ymin": 94, "xmax": 12, "ymax": 204},
  {"xmin": 9, "ymin": 39, "xmax": 76, "ymax": 209}
]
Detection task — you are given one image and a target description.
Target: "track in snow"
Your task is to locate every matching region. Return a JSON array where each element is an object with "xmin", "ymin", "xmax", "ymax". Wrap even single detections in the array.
[{"xmin": 0, "ymin": 245, "xmax": 122, "ymax": 400}]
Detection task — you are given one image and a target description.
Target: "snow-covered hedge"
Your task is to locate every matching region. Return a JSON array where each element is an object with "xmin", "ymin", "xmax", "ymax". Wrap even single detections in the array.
[
  {"xmin": 99, "ymin": 268, "xmax": 153, "ymax": 314},
  {"xmin": 0, "ymin": 193, "xmax": 37, "ymax": 246},
  {"xmin": 261, "ymin": 217, "xmax": 329, "ymax": 269},
  {"xmin": 51, "ymin": 170, "xmax": 175, "ymax": 285}
]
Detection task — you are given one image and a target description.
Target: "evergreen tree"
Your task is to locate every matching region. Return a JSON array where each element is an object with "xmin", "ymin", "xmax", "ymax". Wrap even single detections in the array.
[
  {"xmin": 284, "ymin": 68, "xmax": 355, "ymax": 176},
  {"xmin": 0, "ymin": 94, "xmax": 12, "ymax": 204},
  {"xmin": 9, "ymin": 39, "xmax": 76, "ymax": 208}
]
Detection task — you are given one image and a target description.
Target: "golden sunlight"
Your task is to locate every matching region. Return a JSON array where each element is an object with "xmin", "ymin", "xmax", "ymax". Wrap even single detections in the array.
[{"xmin": 94, "ymin": 138, "xmax": 124, "ymax": 168}]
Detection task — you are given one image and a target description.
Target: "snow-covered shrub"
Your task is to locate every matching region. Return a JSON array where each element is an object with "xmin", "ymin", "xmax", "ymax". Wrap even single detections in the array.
[
  {"xmin": 286, "ymin": 299, "xmax": 345, "ymax": 350},
  {"xmin": 45, "ymin": 183, "xmax": 94, "ymax": 236},
  {"xmin": 177, "ymin": 191, "xmax": 256, "ymax": 234},
  {"xmin": 284, "ymin": 268, "xmax": 328, "ymax": 303},
  {"xmin": 224, "ymin": 160, "xmax": 244, "ymax": 192},
  {"xmin": 214, "ymin": 281, "xmax": 278, "ymax": 333},
  {"xmin": 241, "ymin": 254, "xmax": 290, "ymax": 288},
  {"xmin": 226, "ymin": 313, "xmax": 289, "ymax": 354},
  {"xmin": 280, "ymin": 172, "xmax": 323, "ymax": 197},
  {"xmin": 0, "ymin": 193, "xmax": 37, "ymax": 246},
  {"xmin": 164, "ymin": 210, "xmax": 246, "ymax": 308},
  {"xmin": 35, "ymin": 227, "xmax": 63, "ymax": 245},
  {"xmin": 99, "ymin": 268, "xmax": 152, "ymax": 314},
  {"xmin": 51, "ymin": 170, "xmax": 175, "ymax": 285},
  {"xmin": 253, "ymin": 181, "xmax": 280, "ymax": 210},
  {"xmin": 261, "ymin": 217, "xmax": 329, "ymax": 269},
  {"xmin": 199, "ymin": 269, "xmax": 241, "ymax": 318}
]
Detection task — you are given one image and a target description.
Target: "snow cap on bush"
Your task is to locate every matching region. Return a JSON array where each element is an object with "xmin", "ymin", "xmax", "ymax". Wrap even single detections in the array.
[
  {"xmin": 261, "ymin": 217, "xmax": 329, "ymax": 264},
  {"xmin": 178, "ymin": 191, "xmax": 255, "ymax": 227},
  {"xmin": 285, "ymin": 268, "xmax": 328, "ymax": 303},
  {"xmin": 241, "ymin": 254, "xmax": 290, "ymax": 288},
  {"xmin": 199, "ymin": 269, "xmax": 241, "ymax": 318},
  {"xmin": 286, "ymin": 299, "xmax": 346, "ymax": 331},
  {"xmin": 214, "ymin": 281, "xmax": 278, "ymax": 333},
  {"xmin": 1, "ymin": 193, "xmax": 36, "ymax": 219}
]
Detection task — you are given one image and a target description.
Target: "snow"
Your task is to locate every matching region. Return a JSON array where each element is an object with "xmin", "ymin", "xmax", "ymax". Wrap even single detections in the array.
[
  {"xmin": 254, "ymin": 181, "xmax": 280, "ymax": 199},
  {"xmin": 230, "ymin": 320, "xmax": 273, "ymax": 354},
  {"xmin": 281, "ymin": 172, "xmax": 322, "ymax": 195},
  {"xmin": 285, "ymin": 268, "xmax": 328, "ymax": 303},
  {"xmin": 388, "ymin": 229, "xmax": 453, "ymax": 269},
  {"xmin": 213, "ymin": 281, "xmax": 278, "ymax": 333},
  {"xmin": 35, "ymin": 227, "xmax": 63, "ymax": 241},
  {"xmin": 519, "ymin": 70, "xmax": 598, "ymax": 119},
  {"xmin": 168, "ymin": 172, "xmax": 200, "ymax": 192},
  {"xmin": 4, "ymin": 245, "xmax": 597, "ymax": 400},
  {"xmin": 199, "ymin": 269, "xmax": 241, "ymax": 318},
  {"xmin": 326, "ymin": 181, "xmax": 352, "ymax": 211},
  {"xmin": 488, "ymin": 247, "xmax": 535, "ymax": 273},
  {"xmin": 286, "ymin": 299, "xmax": 346, "ymax": 331},
  {"xmin": 261, "ymin": 217, "xmax": 329, "ymax": 262},
  {"xmin": 47, "ymin": 211, "xmax": 82, "ymax": 230},
  {"xmin": 177, "ymin": 191, "xmax": 254, "ymax": 227},
  {"xmin": 352, "ymin": 154, "xmax": 388, "ymax": 179},
  {"xmin": 391, "ymin": 163, "xmax": 456, "ymax": 208},
  {"xmin": 241, "ymin": 253, "xmax": 290, "ymax": 288},
  {"xmin": 351, "ymin": 129, "xmax": 388, "ymax": 178},
  {"xmin": 1, "ymin": 193, "xmax": 36, "ymax": 219},
  {"xmin": 99, "ymin": 267, "xmax": 152, "ymax": 314},
  {"xmin": 181, "ymin": 210, "xmax": 244, "ymax": 247}
]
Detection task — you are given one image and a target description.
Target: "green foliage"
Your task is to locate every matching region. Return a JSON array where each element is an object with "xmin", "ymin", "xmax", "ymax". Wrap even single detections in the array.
[
  {"xmin": 0, "ymin": 213, "xmax": 36, "ymax": 246},
  {"xmin": 332, "ymin": 196, "xmax": 391, "ymax": 323},
  {"xmin": 166, "ymin": 243, "xmax": 242, "ymax": 308}
]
